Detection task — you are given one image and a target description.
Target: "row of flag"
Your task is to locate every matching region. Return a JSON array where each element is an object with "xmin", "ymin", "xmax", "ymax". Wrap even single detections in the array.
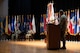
[
  {"xmin": 40, "ymin": 9, "xmax": 80, "ymax": 35},
  {"xmin": 40, "ymin": 14, "xmax": 46, "ymax": 33},
  {"xmin": 67, "ymin": 9, "xmax": 80, "ymax": 35},
  {"xmin": 0, "ymin": 2, "xmax": 80, "ymax": 36},
  {"xmin": 0, "ymin": 15, "xmax": 36, "ymax": 35},
  {"xmin": 40, "ymin": 2, "xmax": 80, "ymax": 35}
]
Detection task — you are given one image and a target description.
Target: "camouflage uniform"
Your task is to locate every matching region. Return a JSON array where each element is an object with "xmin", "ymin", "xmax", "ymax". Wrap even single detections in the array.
[{"xmin": 60, "ymin": 14, "xmax": 67, "ymax": 48}]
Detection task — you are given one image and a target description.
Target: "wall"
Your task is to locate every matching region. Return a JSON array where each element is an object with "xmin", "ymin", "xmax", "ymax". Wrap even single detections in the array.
[{"xmin": 0, "ymin": 0, "xmax": 8, "ymax": 16}]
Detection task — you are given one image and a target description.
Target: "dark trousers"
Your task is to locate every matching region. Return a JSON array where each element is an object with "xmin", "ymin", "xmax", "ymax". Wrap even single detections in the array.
[{"xmin": 61, "ymin": 30, "xmax": 66, "ymax": 47}]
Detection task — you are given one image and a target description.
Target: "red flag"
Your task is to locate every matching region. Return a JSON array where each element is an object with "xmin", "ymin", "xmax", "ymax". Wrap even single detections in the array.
[
  {"xmin": 8, "ymin": 23, "xmax": 11, "ymax": 35},
  {"xmin": 44, "ymin": 16, "xmax": 46, "ymax": 31},
  {"xmin": 29, "ymin": 15, "xmax": 32, "ymax": 30},
  {"xmin": 29, "ymin": 22, "xmax": 32, "ymax": 30},
  {"xmin": 69, "ymin": 22, "xmax": 74, "ymax": 34}
]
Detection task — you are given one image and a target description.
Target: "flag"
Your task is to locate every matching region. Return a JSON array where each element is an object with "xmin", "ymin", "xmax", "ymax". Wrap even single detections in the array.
[
  {"xmin": 69, "ymin": 10, "xmax": 75, "ymax": 34},
  {"xmin": 16, "ymin": 15, "xmax": 20, "ymax": 30},
  {"xmin": 47, "ymin": 2, "xmax": 55, "ymax": 23},
  {"xmin": 11, "ymin": 16, "xmax": 15, "ymax": 32},
  {"xmin": 77, "ymin": 9, "xmax": 80, "ymax": 33},
  {"xmin": 67, "ymin": 10, "xmax": 70, "ymax": 32},
  {"xmin": 40, "ymin": 14, "xmax": 44, "ymax": 33},
  {"xmin": 14, "ymin": 16, "xmax": 17, "ymax": 31},
  {"xmin": 68, "ymin": 9, "xmax": 80, "ymax": 35},
  {"xmin": 8, "ymin": 18, "xmax": 11, "ymax": 35},
  {"xmin": 16, "ymin": 15, "xmax": 21, "ymax": 32},
  {"xmin": 65, "ymin": 11, "xmax": 68, "ymax": 16},
  {"xmin": 24, "ymin": 15, "xmax": 27, "ymax": 33},
  {"xmin": 8, "ymin": 23, "xmax": 11, "ymax": 35},
  {"xmin": 5, "ymin": 16, "xmax": 8, "ymax": 34},
  {"xmin": 43, "ymin": 14, "xmax": 46, "ymax": 31},
  {"xmin": 29, "ymin": 15, "xmax": 32, "ymax": 30},
  {"xmin": 1, "ymin": 22, "xmax": 3, "ymax": 35},
  {"xmin": 32, "ymin": 15, "xmax": 36, "ymax": 33},
  {"xmin": 46, "ymin": 5, "xmax": 49, "ymax": 23},
  {"xmin": 24, "ymin": 15, "xmax": 27, "ymax": 25},
  {"xmin": 69, "ymin": 22, "xmax": 73, "ymax": 34},
  {"xmin": 74, "ymin": 9, "xmax": 77, "ymax": 34},
  {"xmin": 26, "ymin": 15, "xmax": 30, "ymax": 32},
  {"xmin": 20, "ymin": 15, "xmax": 24, "ymax": 32}
]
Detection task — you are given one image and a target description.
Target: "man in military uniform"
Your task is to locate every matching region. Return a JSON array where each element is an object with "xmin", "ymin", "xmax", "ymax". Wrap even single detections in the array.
[{"xmin": 59, "ymin": 9, "xmax": 67, "ymax": 49}]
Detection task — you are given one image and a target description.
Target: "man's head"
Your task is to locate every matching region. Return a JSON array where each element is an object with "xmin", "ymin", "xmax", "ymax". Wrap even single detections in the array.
[{"xmin": 59, "ymin": 9, "xmax": 64, "ymax": 16}]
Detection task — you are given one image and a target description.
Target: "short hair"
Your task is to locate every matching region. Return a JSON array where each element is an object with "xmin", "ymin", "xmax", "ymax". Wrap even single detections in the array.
[{"xmin": 59, "ymin": 9, "xmax": 64, "ymax": 15}]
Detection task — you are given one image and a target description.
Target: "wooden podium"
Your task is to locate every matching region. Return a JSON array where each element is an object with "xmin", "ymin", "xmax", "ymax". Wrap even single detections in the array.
[{"xmin": 46, "ymin": 24, "xmax": 61, "ymax": 50}]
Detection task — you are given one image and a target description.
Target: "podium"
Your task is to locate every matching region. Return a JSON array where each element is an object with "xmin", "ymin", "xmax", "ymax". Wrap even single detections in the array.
[{"xmin": 46, "ymin": 24, "xmax": 61, "ymax": 50}]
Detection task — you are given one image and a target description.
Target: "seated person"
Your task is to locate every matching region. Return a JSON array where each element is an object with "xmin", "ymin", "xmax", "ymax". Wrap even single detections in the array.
[
  {"xmin": 11, "ymin": 32, "xmax": 15, "ymax": 40},
  {"xmin": 26, "ymin": 30, "xmax": 35, "ymax": 40}
]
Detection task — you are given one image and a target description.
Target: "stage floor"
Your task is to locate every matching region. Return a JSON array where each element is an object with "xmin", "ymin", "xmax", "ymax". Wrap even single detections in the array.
[{"xmin": 0, "ymin": 40, "xmax": 80, "ymax": 53}]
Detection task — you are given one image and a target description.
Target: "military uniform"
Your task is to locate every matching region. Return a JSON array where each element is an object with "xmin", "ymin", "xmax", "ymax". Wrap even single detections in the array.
[{"xmin": 59, "ymin": 14, "xmax": 67, "ymax": 48}]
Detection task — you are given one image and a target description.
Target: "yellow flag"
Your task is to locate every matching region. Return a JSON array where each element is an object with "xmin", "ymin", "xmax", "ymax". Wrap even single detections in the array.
[{"xmin": 5, "ymin": 16, "xmax": 8, "ymax": 34}]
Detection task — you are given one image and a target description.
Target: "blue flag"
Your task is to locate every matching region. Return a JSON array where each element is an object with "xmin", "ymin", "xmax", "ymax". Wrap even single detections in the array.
[
  {"xmin": 24, "ymin": 16, "xmax": 27, "ymax": 33},
  {"xmin": 74, "ymin": 10, "xmax": 77, "ymax": 34},
  {"xmin": 40, "ymin": 15, "xmax": 44, "ymax": 33},
  {"xmin": 11, "ymin": 17, "xmax": 15, "ymax": 32}
]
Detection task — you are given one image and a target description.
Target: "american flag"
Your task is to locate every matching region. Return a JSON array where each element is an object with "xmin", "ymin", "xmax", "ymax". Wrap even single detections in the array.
[{"xmin": 46, "ymin": 2, "xmax": 54, "ymax": 23}]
